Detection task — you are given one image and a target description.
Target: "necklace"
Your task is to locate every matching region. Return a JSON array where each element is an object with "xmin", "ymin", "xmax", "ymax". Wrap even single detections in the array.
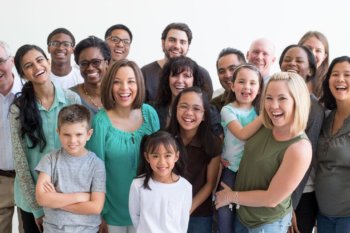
[{"xmin": 82, "ymin": 84, "xmax": 102, "ymax": 109}]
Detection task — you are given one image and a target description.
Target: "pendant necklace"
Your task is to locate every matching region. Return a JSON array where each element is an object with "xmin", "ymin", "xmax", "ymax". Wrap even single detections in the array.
[{"xmin": 82, "ymin": 84, "xmax": 102, "ymax": 109}]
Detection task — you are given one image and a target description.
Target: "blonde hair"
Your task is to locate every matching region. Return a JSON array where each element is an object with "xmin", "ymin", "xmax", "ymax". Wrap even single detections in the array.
[{"xmin": 260, "ymin": 72, "xmax": 310, "ymax": 134}]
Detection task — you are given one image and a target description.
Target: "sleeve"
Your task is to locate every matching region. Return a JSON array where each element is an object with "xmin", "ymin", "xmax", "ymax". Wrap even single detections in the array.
[
  {"xmin": 9, "ymin": 104, "xmax": 44, "ymax": 218},
  {"xmin": 64, "ymin": 89, "xmax": 82, "ymax": 105},
  {"xmin": 128, "ymin": 179, "xmax": 141, "ymax": 230},
  {"xmin": 35, "ymin": 153, "xmax": 52, "ymax": 175},
  {"xmin": 181, "ymin": 180, "xmax": 192, "ymax": 233},
  {"xmin": 210, "ymin": 105, "xmax": 223, "ymax": 136},
  {"xmin": 87, "ymin": 113, "xmax": 106, "ymax": 161},
  {"xmin": 220, "ymin": 105, "xmax": 238, "ymax": 127},
  {"xmin": 91, "ymin": 157, "xmax": 106, "ymax": 193},
  {"xmin": 199, "ymin": 66, "xmax": 214, "ymax": 100},
  {"xmin": 145, "ymin": 104, "xmax": 160, "ymax": 132}
]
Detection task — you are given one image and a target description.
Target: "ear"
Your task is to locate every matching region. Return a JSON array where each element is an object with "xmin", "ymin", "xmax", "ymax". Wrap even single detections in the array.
[
  {"xmin": 246, "ymin": 51, "xmax": 250, "ymax": 60},
  {"xmin": 161, "ymin": 39, "xmax": 165, "ymax": 50},
  {"xmin": 271, "ymin": 56, "xmax": 276, "ymax": 63},
  {"xmin": 174, "ymin": 151, "xmax": 180, "ymax": 162},
  {"xmin": 47, "ymin": 58, "xmax": 51, "ymax": 67},
  {"xmin": 144, "ymin": 152, "xmax": 150, "ymax": 163},
  {"xmin": 86, "ymin": 128, "xmax": 93, "ymax": 141},
  {"xmin": 230, "ymin": 81, "xmax": 235, "ymax": 93}
]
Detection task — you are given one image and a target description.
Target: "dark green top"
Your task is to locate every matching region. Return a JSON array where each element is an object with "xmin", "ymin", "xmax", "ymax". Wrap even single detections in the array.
[{"xmin": 235, "ymin": 127, "xmax": 308, "ymax": 228}]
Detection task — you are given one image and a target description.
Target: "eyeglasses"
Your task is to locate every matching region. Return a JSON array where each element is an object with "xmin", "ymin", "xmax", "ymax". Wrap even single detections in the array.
[
  {"xmin": 78, "ymin": 59, "xmax": 105, "ymax": 69},
  {"xmin": 48, "ymin": 41, "xmax": 73, "ymax": 48},
  {"xmin": 107, "ymin": 36, "xmax": 131, "ymax": 46},
  {"xmin": 177, "ymin": 104, "xmax": 204, "ymax": 114},
  {"xmin": 0, "ymin": 56, "xmax": 10, "ymax": 66}
]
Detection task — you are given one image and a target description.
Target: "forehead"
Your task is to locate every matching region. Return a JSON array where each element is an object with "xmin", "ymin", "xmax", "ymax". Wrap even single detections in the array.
[
  {"xmin": 218, "ymin": 54, "xmax": 241, "ymax": 68},
  {"xmin": 266, "ymin": 80, "xmax": 290, "ymax": 95},
  {"xmin": 50, "ymin": 33, "xmax": 73, "ymax": 42},
  {"xmin": 115, "ymin": 65, "xmax": 135, "ymax": 78},
  {"xmin": 333, "ymin": 61, "xmax": 350, "ymax": 71},
  {"xmin": 78, "ymin": 47, "xmax": 103, "ymax": 61},
  {"xmin": 110, "ymin": 29, "xmax": 130, "ymax": 39},
  {"xmin": 250, "ymin": 40, "xmax": 274, "ymax": 54},
  {"xmin": 236, "ymin": 68, "xmax": 259, "ymax": 79},
  {"xmin": 285, "ymin": 47, "xmax": 308, "ymax": 58},
  {"xmin": 166, "ymin": 29, "xmax": 188, "ymax": 40},
  {"xmin": 22, "ymin": 49, "xmax": 44, "ymax": 63},
  {"xmin": 0, "ymin": 46, "xmax": 7, "ymax": 57},
  {"xmin": 303, "ymin": 37, "xmax": 324, "ymax": 47},
  {"xmin": 179, "ymin": 92, "xmax": 203, "ymax": 105},
  {"xmin": 59, "ymin": 121, "xmax": 89, "ymax": 131}
]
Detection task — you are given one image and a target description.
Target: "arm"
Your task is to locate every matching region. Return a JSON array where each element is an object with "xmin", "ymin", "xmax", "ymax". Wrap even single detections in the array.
[
  {"xmin": 9, "ymin": 105, "xmax": 43, "ymax": 218},
  {"xmin": 36, "ymin": 172, "xmax": 90, "ymax": 208},
  {"xmin": 62, "ymin": 192, "xmax": 105, "ymax": 215},
  {"xmin": 227, "ymin": 115, "xmax": 262, "ymax": 141},
  {"xmin": 216, "ymin": 139, "xmax": 312, "ymax": 208},
  {"xmin": 190, "ymin": 156, "xmax": 220, "ymax": 213},
  {"xmin": 128, "ymin": 180, "xmax": 140, "ymax": 229}
]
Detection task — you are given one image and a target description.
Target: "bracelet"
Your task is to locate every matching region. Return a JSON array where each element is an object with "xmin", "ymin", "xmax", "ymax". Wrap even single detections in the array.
[{"xmin": 233, "ymin": 192, "xmax": 240, "ymax": 209}]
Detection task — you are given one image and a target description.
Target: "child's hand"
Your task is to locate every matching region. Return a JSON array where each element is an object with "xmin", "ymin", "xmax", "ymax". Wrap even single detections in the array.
[
  {"xmin": 43, "ymin": 182, "xmax": 56, "ymax": 193},
  {"xmin": 215, "ymin": 182, "xmax": 233, "ymax": 209},
  {"xmin": 220, "ymin": 158, "xmax": 230, "ymax": 168}
]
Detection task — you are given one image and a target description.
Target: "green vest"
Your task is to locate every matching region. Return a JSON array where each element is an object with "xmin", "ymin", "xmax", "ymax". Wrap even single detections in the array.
[{"xmin": 235, "ymin": 127, "xmax": 307, "ymax": 228}]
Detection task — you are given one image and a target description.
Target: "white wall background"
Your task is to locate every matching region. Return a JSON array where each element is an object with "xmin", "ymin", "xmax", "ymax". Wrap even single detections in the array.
[{"xmin": 2, "ymin": 0, "xmax": 350, "ymax": 90}]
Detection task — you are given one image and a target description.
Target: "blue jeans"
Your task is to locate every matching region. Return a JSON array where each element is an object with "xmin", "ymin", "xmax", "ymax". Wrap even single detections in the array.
[
  {"xmin": 217, "ymin": 168, "xmax": 237, "ymax": 233},
  {"xmin": 188, "ymin": 216, "xmax": 213, "ymax": 233},
  {"xmin": 317, "ymin": 213, "xmax": 350, "ymax": 233},
  {"xmin": 235, "ymin": 212, "xmax": 291, "ymax": 233}
]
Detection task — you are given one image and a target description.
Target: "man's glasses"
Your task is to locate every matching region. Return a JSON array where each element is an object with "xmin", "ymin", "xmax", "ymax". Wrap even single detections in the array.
[
  {"xmin": 107, "ymin": 36, "xmax": 131, "ymax": 46},
  {"xmin": 177, "ymin": 104, "xmax": 204, "ymax": 114},
  {"xmin": 0, "ymin": 56, "xmax": 10, "ymax": 66},
  {"xmin": 78, "ymin": 59, "xmax": 105, "ymax": 69},
  {"xmin": 48, "ymin": 41, "xmax": 73, "ymax": 48}
]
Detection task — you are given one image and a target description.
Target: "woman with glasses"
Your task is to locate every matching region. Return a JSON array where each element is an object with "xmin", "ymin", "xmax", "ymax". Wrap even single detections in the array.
[
  {"xmin": 154, "ymin": 56, "xmax": 222, "ymax": 136},
  {"xmin": 10, "ymin": 44, "xmax": 80, "ymax": 233},
  {"xmin": 71, "ymin": 36, "xmax": 110, "ymax": 116},
  {"xmin": 87, "ymin": 59, "xmax": 159, "ymax": 233}
]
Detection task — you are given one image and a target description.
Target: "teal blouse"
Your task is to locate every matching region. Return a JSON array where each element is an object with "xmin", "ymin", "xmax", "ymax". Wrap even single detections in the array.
[
  {"xmin": 87, "ymin": 104, "xmax": 160, "ymax": 226},
  {"xmin": 10, "ymin": 85, "xmax": 81, "ymax": 218}
]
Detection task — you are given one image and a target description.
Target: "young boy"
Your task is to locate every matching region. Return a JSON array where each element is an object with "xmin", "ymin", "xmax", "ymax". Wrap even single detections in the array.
[{"xmin": 35, "ymin": 104, "xmax": 106, "ymax": 233}]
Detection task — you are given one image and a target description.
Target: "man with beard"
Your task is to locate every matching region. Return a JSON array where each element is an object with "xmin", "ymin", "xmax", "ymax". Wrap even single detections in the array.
[
  {"xmin": 141, "ymin": 22, "xmax": 213, "ymax": 102},
  {"xmin": 47, "ymin": 28, "xmax": 83, "ymax": 89}
]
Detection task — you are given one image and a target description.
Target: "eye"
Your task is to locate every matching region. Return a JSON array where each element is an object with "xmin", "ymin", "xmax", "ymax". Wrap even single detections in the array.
[{"xmin": 23, "ymin": 63, "xmax": 33, "ymax": 70}]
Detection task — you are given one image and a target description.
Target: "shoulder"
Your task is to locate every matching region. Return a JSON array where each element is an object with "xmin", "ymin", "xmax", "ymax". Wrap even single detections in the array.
[
  {"xmin": 285, "ymin": 136, "xmax": 312, "ymax": 160},
  {"xmin": 142, "ymin": 103, "xmax": 158, "ymax": 116},
  {"xmin": 131, "ymin": 177, "xmax": 145, "ymax": 188},
  {"xmin": 179, "ymin": 177, "xmax": 192, "ymax": 189},
  {"xmin": 62, "ymin": 88, "xmax": 81, "ymax": 104},
  {"xmin": 141, "ymin": 61, "xmax": 158, "ymax": 70}
]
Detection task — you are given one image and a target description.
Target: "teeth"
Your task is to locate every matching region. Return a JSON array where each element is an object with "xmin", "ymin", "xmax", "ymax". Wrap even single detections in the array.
[
  {"xmin": 119, "ymin": 93, "xmax": 131, "ymax": 97},
  {"xmin": 183, "ymin": 118, "xmax": 193, "ymax": 122},
  {"xmin": 35, "ymin": 70, "xmax": 45, "ymax": 76},
  {"xmin": 87, "ymin": 72, "xmax": 98, "ymax": 77},
  {"xmin": 113, "ymin": 49, "xmax": 123, "ymax": 54},
  {"xmin": 336, "ymin": 85, "xmax": 346, "ymax": 90}
]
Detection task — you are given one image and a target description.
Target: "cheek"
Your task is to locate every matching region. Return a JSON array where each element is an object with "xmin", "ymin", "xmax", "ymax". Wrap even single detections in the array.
[{"xmin": 186, "ymin": 79, "xmax": 194, "ymax": 87}]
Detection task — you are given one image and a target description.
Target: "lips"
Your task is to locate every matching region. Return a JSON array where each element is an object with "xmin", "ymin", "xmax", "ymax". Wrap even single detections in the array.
[{"xmin": 34, "ymin": 70, "xmax": 45, "ymax": 77}]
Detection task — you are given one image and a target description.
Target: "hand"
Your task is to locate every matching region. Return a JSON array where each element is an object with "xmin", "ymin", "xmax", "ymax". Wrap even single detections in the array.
[
  {"xmin": 215, "ymin": 182, "xmax": 232, "ymax": 209},
  {"xmin": 78, "ymin": 192, "xmax": 91, "ymax": 203},
  {"xmin": 220, "ymin": 158, "xmax": 230, "ymax": 168},
  {"xmin": 288, "ymin": 210, "xmax": 300, "ymax": 233},
  {"xmin": 99, "ymin": 218, "xmax": 108, "ymax": 233},
  {"xmin": 43, "ymin": 181, "xmax": 56, "ymax": 193},
  {"xmin": 35, "ymin": 216, "xmax": 44, "ymax": 233}
]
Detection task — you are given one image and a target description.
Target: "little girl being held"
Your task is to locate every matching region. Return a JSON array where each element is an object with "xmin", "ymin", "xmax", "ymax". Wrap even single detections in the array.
[
  {"xmin": 129, "ymin": 130, "xmax": 192, "ymax": 233},
  {"xmin": 218, "ymin": 64, "xmax": 264, "ymax": 233}
]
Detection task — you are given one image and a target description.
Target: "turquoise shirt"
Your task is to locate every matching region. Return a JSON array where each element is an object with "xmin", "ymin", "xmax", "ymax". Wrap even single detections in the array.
[
  {"xmin": 10, "ymin": 84, "xmax": 81, "ymax": 218},
  {"xmin": 87, "ymin": 104, "xmax": 160, "ymax": 226}
]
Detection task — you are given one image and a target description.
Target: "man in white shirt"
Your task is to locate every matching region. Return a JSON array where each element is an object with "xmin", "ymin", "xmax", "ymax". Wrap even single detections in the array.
[
  {"xmin": 0, "ymin": 40, "xmax": 24, "ymax": 233},
  {"xmin": 47, "ymin": 28, "xmax": 83, "ymax": 89}
]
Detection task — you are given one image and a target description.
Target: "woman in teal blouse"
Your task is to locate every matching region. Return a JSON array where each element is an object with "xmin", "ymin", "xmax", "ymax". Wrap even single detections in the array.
[
  {"xmin": 88, "ymin": 59, "xmax": 159, "ymax": 233},
  {"xmin": 10, "ymin": 44, "xmax": 80, "ymax": 233}
]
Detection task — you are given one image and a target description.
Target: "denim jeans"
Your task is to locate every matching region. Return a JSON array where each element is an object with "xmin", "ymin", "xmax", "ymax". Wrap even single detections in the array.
[
  {"xmin": 317, "ymin": 213, "xmax": 350, "ymax": 233},
  {"xmin": 235, "ymin": 212, "xmax": 292, "ymax": 233},
  {"xmin": 187, "ymin": 216, "xmax": 213, "ymax": 233},
  {"xmin": 217, "ymin": 168, "xmax": 237, "ymax": 233}
]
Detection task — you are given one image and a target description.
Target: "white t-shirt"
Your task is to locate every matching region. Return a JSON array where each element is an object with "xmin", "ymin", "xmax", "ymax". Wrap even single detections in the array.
[
  {"xmin": 129, "ymin": 176, "xmax": 192, "ymax": 233},
  {"xmin": 50, "ymin": 66, "xmax": 83, "ymax": 89}
]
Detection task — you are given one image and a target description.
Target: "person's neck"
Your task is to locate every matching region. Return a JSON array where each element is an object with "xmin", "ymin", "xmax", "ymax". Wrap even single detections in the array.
[
  {"xmin": 157, "ymin": 58, "xmax": 168, "ymax": 69},
  {"xmin": 272, "ymin": 126, "xmax": 298, "ymax": 142},
  {"xmin": 34, "ymin": 81, "xmax": 55, "ymax": 110},
  {"xmin": 51, "ymin": 61, "xmax": 72, "ymax": 77},
  {"xmin": 111, "ymin": 106, "xmax": 133, "ymax": 119},
  {"xmin": 0, "ymin": 74, "xmax": 14, "ymax": 96},
  {"xmin": 180, "ymin": 128, "xmax": 196, "ymax": 146},
  {"xmin": 83, "ymin": 82, "xmax": 101, "ymax": 97},
  {"xmin": 335, "ymin": 102, "xmax": 350, "ymax": 119}
]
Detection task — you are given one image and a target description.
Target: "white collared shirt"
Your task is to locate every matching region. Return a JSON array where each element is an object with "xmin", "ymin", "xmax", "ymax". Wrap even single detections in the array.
[{"xmin": 0, "ymin": 73, "xmax": 23, "ymax": 170}]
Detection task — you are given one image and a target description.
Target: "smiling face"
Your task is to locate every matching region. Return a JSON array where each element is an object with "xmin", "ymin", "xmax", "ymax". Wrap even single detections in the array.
[
  {"xmin": 280, "ymin": 47, "xmax": 311, "ymax": 81},
  {"xmin": 78, "ymin": 47, "xmax": 108, "ymax": 85},
  {"xmin": 264, "ymin": 80, "xmax": 295, "ymax": 131},
  {"xmin": 47, "ymin": 33, "xmax": 74, "ymax": 65},
  {"xmin": 58, "ymin": 122, "xmax": 93, "ymax": 157},
  {"xmin": 217, "ymin": 53, "xmax": 243, "ymax": 91},
  {"xmin": 112, "ymin": 66, "xmax": 138, "ymax": 109},
  {"xmin": 20, "ymin": 49, "xmax": 51, "ymax": 85},
  {"xmin": 145, "ymin": 143, "xmax": 179, "ymax": 183},
  {"xmin": 162, "ymin": 29, "xmax": 189, "ymax": 59},
  {"xmin": 176, "ymin": 91, "xmax": 205, "ymax": 136},
  {"xmin": 169, "ymin": 68, "xmax": 194, "ymax": 98},
  {"xmin": 302, "ymin": 36, "xmax": 327, "ymax": 68},
  {"xmin": 231, "ymin": 68, "xmax": 260, "ymax": 108},
  {"xmin": 106, "ymin": 29, "xmax": 131, "ymax": 61},
  {"xmin": 329, "ymin": 61, "xmax": 350, "ymax": 104}
]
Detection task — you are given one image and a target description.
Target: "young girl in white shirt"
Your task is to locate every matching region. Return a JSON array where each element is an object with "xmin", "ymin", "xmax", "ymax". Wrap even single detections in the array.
[{"xmin": 129, "ymin": 130, "xmax": 192, "ymax": 233}]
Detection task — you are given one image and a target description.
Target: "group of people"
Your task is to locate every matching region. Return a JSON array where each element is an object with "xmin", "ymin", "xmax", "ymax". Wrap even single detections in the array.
[{"xmin": 0, "ymin": 21, "xmax": 349, "ymax": 233}]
